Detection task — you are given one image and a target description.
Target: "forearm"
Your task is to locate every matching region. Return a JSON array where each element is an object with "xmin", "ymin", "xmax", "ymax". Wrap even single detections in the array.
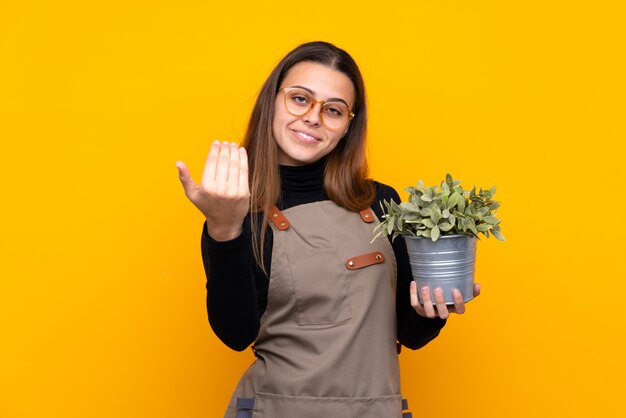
[
  {"xmin": 393, "ymin": 231, "xmax": 447, "ymax": 349},
  {"xmin": 372, "ymin": 182, "xmax": 447, "ymax": 349},
  {"xmin": 202, "ymin": 219, "xmax": 260, "ymax": 351}
]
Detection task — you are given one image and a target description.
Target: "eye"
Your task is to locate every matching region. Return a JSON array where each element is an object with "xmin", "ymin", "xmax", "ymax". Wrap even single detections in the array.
[
  {"xmin": 324, "ymin": 105, "xmax": 344, "ymax": 118},
  {"xmin": 293, "ymin": 95, "xmax": 308, "ymax": 104},
  {"xmin": 288, "ymin": 90, "xmax": 311, "ymax": 107}
]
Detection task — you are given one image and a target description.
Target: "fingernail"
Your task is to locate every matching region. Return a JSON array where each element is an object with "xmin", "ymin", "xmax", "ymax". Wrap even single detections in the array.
[
  {"xmin": 434, "ymin": 288, "xmax": 442, "ymax": 295},
  {"xmin": 421, "ymin": 286, "xmax": 429, "ymax": 293}
]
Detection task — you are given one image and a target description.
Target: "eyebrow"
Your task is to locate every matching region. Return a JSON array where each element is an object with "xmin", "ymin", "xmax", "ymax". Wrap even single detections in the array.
[{"xmin": 289, "ymin": 85, "xmax": 351, "ymax": 108}]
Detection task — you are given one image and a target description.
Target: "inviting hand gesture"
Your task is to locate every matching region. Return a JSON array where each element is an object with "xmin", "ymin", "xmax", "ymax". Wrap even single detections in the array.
[
  {"xmin": 410, "ymin": 282, "xmax": 481, "ymax": 320},
  {"xmin": 176, "ymin": 141, "xmax": 250, "ymax": 241}
]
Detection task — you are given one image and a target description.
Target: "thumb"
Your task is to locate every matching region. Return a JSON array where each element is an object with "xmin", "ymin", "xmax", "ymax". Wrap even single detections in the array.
[{"xmin": 176, "ymin": 161, "xmax": 196, "ymax": 197}]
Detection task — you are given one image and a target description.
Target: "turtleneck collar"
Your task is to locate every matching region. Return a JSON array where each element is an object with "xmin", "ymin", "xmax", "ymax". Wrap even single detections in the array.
[{"xmin": 279, "ymin": 155, "xmax": 327, "ymax": 196}]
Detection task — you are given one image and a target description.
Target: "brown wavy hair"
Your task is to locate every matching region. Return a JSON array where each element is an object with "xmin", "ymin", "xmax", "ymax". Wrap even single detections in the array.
[{"xmin": 242, "ymin": 41, "xmax": 375, "ymax": 272}]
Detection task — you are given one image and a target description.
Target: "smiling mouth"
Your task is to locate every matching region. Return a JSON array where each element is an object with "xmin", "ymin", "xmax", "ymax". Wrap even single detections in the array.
[{"xmin": 291, "ymin": 129, "xmax": 321, "ymax": 142}]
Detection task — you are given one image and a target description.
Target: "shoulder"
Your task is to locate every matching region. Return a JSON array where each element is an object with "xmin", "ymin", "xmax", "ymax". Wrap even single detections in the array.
[
  {"xmin": 370, "ymin": 181, "xmax": 403, "ymax": 221},
  {"xmin": 372, "ymin": 180, "xmax": 402, "ymax": 204}
]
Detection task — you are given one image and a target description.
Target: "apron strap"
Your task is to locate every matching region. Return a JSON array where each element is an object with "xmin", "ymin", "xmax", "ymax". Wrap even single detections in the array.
[
  {"xmin": 359, "ymin": 207, "xmax": 375, "ymax": 223},
  {"xmin": 236, "ymin": 397, "xmax": 255, "ymax": 417},
  {"xmin": 402, "ymin": 398, "xmax": 412, "ymax": 417},
  {"xmin": 236, "ymin": 397, "xmax": 255, "ymax": 410},
  {"xmin": 268, "ymin": 206, "xmax": 290, "ymax": 230}
]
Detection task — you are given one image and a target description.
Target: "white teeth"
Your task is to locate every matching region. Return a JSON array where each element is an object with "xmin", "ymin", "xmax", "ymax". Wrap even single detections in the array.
[{"xmin": 298, "ymin": 131, "xmax": 316, "ymax": 140}]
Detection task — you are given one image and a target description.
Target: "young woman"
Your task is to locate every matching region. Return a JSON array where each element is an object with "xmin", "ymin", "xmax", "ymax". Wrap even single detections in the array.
[{"xmin": 176, "ymin": 41, "xmax": 480, "ymax": 418}]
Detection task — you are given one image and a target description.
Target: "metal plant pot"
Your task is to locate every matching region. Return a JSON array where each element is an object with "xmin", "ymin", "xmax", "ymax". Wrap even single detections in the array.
[{"xmin": 404, "ymin": 234, "xmax": 477, "ymax": 305}]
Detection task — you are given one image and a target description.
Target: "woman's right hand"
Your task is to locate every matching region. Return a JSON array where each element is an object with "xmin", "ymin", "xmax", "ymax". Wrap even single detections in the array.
[{"xmin": 176, "ymin": 140, "xmax": 250, "ymax": 241}]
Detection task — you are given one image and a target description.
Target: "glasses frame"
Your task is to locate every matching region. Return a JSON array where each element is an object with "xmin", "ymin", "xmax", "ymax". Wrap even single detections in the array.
[{"xmin": 281, "ymin": 87, "xmax": 355, "ymax": 131}]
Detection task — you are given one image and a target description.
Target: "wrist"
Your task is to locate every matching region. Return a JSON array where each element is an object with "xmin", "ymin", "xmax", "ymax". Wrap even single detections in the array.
[{"xmin": 205, "ymin": 222, "xmax": 243, "ymax": 242}]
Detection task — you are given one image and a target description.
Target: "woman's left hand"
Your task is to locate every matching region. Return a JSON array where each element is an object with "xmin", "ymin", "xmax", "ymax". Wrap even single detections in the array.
[{"xmin": 410, "ymin": 282, "xmax": 481, "ymax": 320}]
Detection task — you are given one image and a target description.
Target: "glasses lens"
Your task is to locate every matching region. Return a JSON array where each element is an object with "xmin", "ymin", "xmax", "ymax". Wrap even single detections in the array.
[
  {"xmin": 284, "ymin": 88, "xmax": 313, "ymax": 116},
  {"xmin": 284, "ymin": 88, "xmax": 350, "ymax": 129},
  {"xmin": 320, "ymin": 102, "xmax": 350, "ymax": 129}
]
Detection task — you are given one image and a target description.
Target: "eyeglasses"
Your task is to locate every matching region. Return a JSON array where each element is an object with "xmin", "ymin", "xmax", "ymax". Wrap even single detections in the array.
[{"xmin": 281, "ymin": 87, "xmax": 355, "ymax": 130}]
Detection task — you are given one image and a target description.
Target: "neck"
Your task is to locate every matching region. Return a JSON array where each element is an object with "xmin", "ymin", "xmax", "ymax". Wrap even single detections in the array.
[{"xmin": 279, "ymin": 156, "xmax": 327, "ymax": 195}]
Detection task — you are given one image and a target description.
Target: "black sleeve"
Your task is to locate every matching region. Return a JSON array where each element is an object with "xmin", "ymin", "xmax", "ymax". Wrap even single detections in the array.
[
  {"xmin": 201, "ymin": 217, "xmax": 271, "ymax": 351},
  {"xmin": 372, "ymin": 182, "xmax": 447, "ymax": 350}
]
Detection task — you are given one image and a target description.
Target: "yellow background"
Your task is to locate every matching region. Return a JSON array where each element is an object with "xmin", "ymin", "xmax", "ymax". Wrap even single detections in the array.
[{"xmin": 1, "ymin": 1, "xmax": 624, "ymax": 416}]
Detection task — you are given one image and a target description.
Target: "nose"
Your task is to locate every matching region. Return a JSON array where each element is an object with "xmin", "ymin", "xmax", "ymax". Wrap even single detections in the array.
[{"xmin": 302, "ymin": 102, "xmax": 322, "ymax": 127}]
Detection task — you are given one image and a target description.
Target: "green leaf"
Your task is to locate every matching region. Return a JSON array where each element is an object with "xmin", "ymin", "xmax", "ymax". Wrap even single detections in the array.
[
  {"xmin": 477, "ymin": 223, "xmax": 491, "ymax": 232},
  {"xmin": 400, "ymin": 202, "xmax": 420, "ymax": 212},
  {"xmin": 491, "ymin": 228, "xmax": 505, "ymax": 241},
  {"xmin": 439, "ymin": 222, "xmax": 453, "ymax": 232},
  {"xmin": 490, "ymin": 185, "xmax": 497, "ymax": 196},
  {"xmin": 431, "ymin": 225, "xmax": 440, "ymax": 241},
  {"xmin": 421, "ymin": 219, "xmax": 436, "ymax": 228},
  {"xmin": 404, "ymin": 213, "xmax": 419, "ymax": 221},
  {"xmin": 446, "ymin": 173, "xmax": 453, "ymax": 188},
  {"xmin": 423, "ymin": 229, "xmax": 431, "ymax": 238},
  {"xmin": 419, "ymin": 208, "xmax": 432, "ymax": 217},
  {"xmin": 396, "ymin": 215, "xmax": 404, "ymax": 230},
  {"xmin": 442, "ymin": 208, "xmax": 450, "ymax": 218},
  {"xmin": 387, "ymin": 217, "xmax": 395, "ymax": 235},
  {"xmin": 420, "ymin": 194, "xmax": 433, "ymax": 202},
  {"xmin": 484, "ymin": 216, "xmax": 500, "ymax": 225},
  {"xmin": 417, "ymin": 179, "xmax": 424, "ymax": 190},
  {"xmin": 458, "ymin": 196, "xmax": 466, "ymax": 212},
  {"xmin": 467, "ymin": 218, "xmax": 479, "ymax": 235},
  {"xmin": 448, "ymin": 192, "xmax": 461, "ymax": 208},
  {"xmin": 431, "ymin": 205, "xmax": 442, "ymax": 224},
  {"xmin": 486, "ymin": 201, "xmax": 500, "ymax": 210}
]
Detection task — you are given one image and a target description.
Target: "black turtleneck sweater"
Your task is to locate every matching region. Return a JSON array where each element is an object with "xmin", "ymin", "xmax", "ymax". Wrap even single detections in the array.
[{"xmin": 201, "ymin": 158, "xmax": 446, "ymax": 352}]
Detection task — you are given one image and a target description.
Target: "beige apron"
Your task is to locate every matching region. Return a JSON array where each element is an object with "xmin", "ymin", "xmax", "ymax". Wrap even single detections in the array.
[{"xmin": 224, "ymin": 201, "xmax": 412, "ymax": 418}]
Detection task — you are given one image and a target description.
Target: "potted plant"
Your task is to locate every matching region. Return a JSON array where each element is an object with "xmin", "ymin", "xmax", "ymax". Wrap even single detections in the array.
[{"xmin": 373, "ymin": 174, "xmax": 504, "ymax": 305}]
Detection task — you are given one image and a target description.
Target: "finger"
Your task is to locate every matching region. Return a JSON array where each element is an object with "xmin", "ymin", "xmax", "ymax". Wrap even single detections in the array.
[
  {"xmin": 227, "ymin": 142, "xmax": 240, "ymax": 192},
  {"xmin": 239, "ymin": 147, "xmax": 249, "ymax": 193},
  {"xmin": 410, "ymin": 281, "xmax": 419, "ymax": 306},
  {"xmin": 214, "ymin": 141, "xmax": 231, "ymax": 189},
  {"xmin": 410, "ymin": 281, "xmax": 426, "ymax": 316},
  {"xmin": 452, "ymin": 289, "xmax": 465, "ymax": 314},
  {"xmin": 473, "ymin": 283, "xmax": 481, "ymax": 298},
  {"xmin": 201, "ymin": 140, "xmax": 221, "ymax": 185},
  {"xmin": 176, "ymin": 161, "xmax": 196, "ymax": 197},
  {"xmin": 433, "ymin": 287, "xmax": 449, "ymax": 320},
  {"xmin": 421, "ymin": 286, "xmax": 437, "ymax": 318}
]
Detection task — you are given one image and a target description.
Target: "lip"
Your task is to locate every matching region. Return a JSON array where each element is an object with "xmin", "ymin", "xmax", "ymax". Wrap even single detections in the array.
[{"xmin": 290, "ymin": 129, "xmax": 322, "ymax": 144}]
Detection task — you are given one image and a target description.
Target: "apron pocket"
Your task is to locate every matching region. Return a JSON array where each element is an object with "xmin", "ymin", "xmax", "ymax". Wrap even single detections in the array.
[
  {"xmin": 253, "ymin": 392, "xmax": 403, "ymax": 418},
  {"xmin": 287, "ymin": 248, "xmax": 352, "ymax": 326}
]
